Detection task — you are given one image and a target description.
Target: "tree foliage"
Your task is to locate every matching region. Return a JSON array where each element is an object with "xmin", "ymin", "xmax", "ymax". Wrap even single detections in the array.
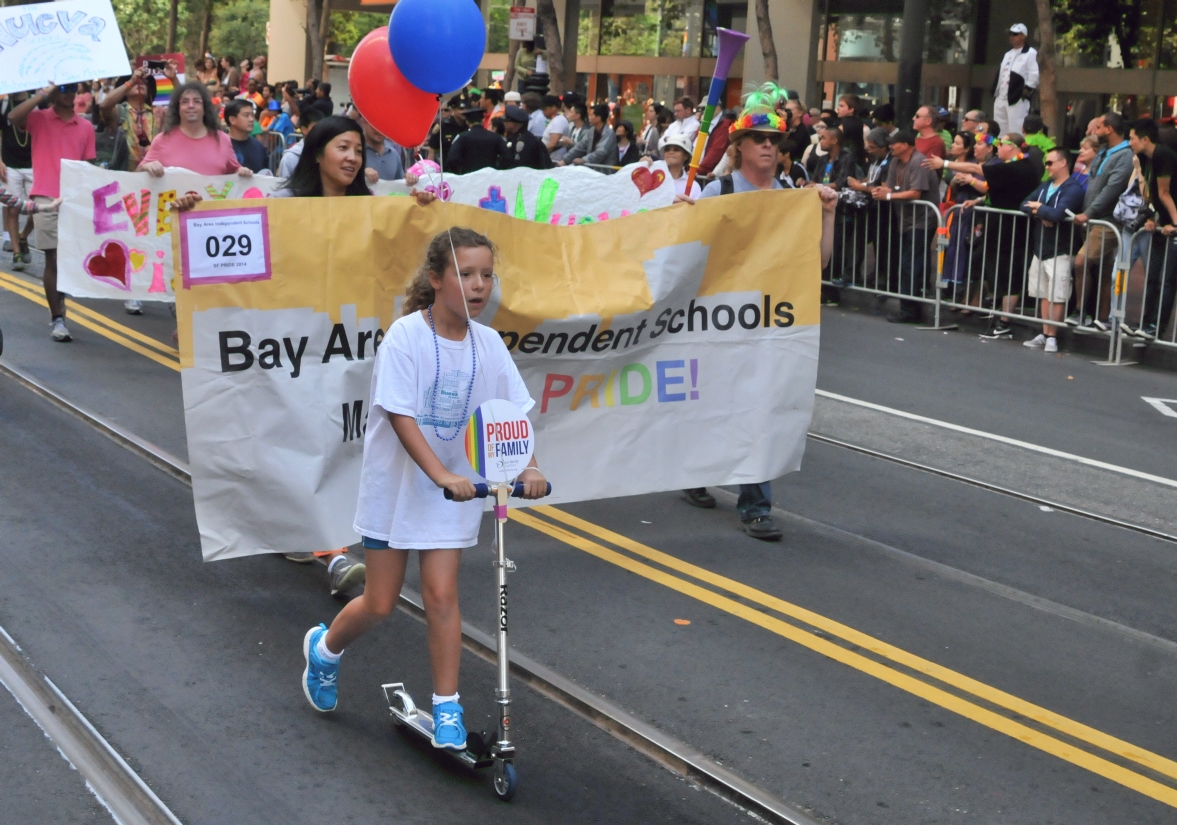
[
  {"xmin": 113, "ymin": 0, "xmax": 190, "ymax": 58},
  {"xmin": 328, "ymin": 12, "xmax": 387, "ymax": 58},
  {"xmin": 209, "ymin": 0, "xmax": 269, "ymax": 64},
  {"xmin": 1053, "ymin": 0, "xmax": 1144, "ymax": 67}
]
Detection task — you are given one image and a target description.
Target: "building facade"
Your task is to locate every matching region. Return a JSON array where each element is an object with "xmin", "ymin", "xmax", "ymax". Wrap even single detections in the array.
[{"xmin": 269, "ymin": 0, "xmax": 1177, "ymax": 147}]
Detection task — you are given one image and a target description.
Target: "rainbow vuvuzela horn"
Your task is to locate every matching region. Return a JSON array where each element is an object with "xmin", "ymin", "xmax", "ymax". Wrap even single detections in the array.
[{"xmin": 686, "ymin": 27, "xmax": 751, "ymax": 193}]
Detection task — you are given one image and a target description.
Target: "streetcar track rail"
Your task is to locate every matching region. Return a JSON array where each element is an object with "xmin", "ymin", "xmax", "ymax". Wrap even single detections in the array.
[
  {"xmin": 804, "ymin": 431, "xmax": 1177, "ymax": 545},
  {"xmin": 0, "ymin": 362, "xmax": 816, "ymax": 825},
  {"xmin": 6, "ymin": 355, "xmax": 1176, "ymax": 815},
  {"xmin": 0, "ymin": 624, "xmax": 184, "ymax": 825}
]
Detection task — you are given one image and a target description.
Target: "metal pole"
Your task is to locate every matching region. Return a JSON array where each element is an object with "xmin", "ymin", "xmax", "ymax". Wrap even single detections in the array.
[
  {"xmin": 493, "ymin": 483, "xmax": 515, "ymax": 756},
  {"xmin": 896, "ymin": 0, "xmax": 929, "ymax": 123}
]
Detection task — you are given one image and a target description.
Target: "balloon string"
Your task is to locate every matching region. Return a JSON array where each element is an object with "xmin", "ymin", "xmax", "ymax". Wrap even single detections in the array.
[{"xmin": 433, "ymin": 95, "xmax": 470, "ymax": 325}]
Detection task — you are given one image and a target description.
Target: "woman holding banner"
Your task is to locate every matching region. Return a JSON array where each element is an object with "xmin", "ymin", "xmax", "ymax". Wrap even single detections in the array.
[{"xmin": 180, "ymin": 115, "xmax": 434, "ymax": 592}]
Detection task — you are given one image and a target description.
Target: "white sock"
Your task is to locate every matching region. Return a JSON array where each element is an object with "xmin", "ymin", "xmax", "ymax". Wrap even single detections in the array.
[
  {"xmin": 327, "ymin": 555, "xmax": 347, "ymax": 573},
  {"xmin": 432, "ymin": 692, "xmax": 459, "ymax": 706},
  {"xmin": 315, "ymin": 635, "xmax": 342, "ymax": 662}
]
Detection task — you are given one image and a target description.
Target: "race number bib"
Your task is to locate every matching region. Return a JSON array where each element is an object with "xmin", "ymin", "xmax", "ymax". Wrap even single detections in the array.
[{"xmin": 180, "ymin": 207, "xmax": 271, "ymax": 287}]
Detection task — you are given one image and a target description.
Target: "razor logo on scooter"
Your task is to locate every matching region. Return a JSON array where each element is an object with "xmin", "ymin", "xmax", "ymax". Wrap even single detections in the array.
[{"xmin": 500, "ymin": 584, "xmax": 508, "ymax": 632}]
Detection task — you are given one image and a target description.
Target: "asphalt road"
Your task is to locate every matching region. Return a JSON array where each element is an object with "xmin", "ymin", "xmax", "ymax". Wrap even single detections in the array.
[{"xmin": 3, "ymin": 266, "xmax": 1177, "ymax": 823}]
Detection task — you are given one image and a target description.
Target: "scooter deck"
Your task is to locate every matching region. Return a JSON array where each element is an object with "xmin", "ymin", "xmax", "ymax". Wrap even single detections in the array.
[{"xmin": 382, "ymin": 682, "xmax": 495, "ymax": 769}]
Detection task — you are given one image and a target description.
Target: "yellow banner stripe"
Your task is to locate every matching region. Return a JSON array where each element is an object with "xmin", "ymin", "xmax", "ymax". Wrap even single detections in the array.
[
  {"xmin": 512, "ymin": 508, "xmax": 1177, "ymax": 806},
  {"xmin": 0, "ymin": 271, "xmax": 180, "ymax": 358},
  {"xmin": 0, "ymin": 275, "xmax": 180, "ymax": 372}
]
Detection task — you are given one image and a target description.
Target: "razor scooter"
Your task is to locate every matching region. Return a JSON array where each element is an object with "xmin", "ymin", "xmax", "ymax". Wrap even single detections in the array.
[{"xmin": 382, "ymin": 479, "xmax": 550, "ymax": 802}]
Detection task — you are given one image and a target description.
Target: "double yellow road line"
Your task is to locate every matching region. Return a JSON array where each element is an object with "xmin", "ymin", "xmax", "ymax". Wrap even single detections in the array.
[
  {"xmin": 0, "ymin": 271, "xmax": 180, "ymax": 372},
  {"xmin": 514, "ymin": 505, "xmax": 1177, "ymax": 808},
  {"xmin": 5, "ymin": 266, "xmax": 1175, "ymax": 807}
]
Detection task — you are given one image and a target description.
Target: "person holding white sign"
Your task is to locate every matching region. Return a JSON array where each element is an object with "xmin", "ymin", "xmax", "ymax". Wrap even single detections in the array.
[
  {"xmin": 8, "ymin": 82, "xmax": 96, "ymax": 342},
  {"xmin": 301, "ymin": 228, "xmax": 546, "ymax": 753}
]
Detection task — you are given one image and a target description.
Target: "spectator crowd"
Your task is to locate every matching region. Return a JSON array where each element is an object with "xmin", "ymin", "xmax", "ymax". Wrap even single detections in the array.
[{"xmin": 4, "ymin": 28, "xmax": 1177, "ymax": 354}]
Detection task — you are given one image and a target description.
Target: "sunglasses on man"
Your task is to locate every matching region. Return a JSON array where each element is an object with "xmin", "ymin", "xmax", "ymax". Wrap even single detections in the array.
[{"xmin": 746, "ymin": 132, "xmax": 784, "ymax": 146}]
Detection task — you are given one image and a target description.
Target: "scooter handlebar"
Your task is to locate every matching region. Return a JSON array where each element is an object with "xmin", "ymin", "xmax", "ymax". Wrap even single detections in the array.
[{"xmin": 444, "ymin": 482, "xmax": 552, "ymax": 500}]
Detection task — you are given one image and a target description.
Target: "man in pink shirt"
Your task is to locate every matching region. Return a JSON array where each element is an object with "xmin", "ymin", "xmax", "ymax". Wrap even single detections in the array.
[
  {"xmin": 9, "ymin": 82, "xmax": 96, "ymax": 342},
  {"xmin": 140, "ymin": 81, "xmax": 251, "ymax": 178}
]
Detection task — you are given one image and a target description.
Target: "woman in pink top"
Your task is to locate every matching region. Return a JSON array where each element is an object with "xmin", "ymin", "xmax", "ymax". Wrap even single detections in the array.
[{"xmin": 139, "ymin": 82, "xmax": 251, "ymax": 178}]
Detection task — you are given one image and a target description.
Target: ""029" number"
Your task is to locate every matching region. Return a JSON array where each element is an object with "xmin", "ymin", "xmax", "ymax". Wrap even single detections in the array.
[{"xmin": 204, "ymin": 234, "xmax": 254, "ymax": 258}]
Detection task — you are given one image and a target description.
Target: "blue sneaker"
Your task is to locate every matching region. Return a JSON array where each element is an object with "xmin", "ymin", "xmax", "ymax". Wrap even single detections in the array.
[
  {"xmin": 302, "ymin": 624, "xmax": 339, "ymax": 712},
  {"xmin": 432, "ymin": 701, "xmax": 467, "ymax": 750}
]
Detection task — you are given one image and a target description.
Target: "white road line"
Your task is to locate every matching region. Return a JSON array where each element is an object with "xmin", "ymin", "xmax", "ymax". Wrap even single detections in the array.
[
  {"xmin": 815, "ymin": 390, "xmax": 1177, "ymax": 490},
  {"xmin": 1142, "ymin": 397, "xmax": 1177, "ymax": 419}
]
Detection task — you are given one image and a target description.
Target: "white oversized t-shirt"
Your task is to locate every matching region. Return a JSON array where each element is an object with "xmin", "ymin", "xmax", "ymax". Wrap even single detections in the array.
[{"xmin": 353, "ymin": 310, "xmax": 535, "ymax": 549}]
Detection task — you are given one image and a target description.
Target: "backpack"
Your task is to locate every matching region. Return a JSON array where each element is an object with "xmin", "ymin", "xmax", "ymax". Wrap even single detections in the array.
[{"xmin": 1113, "ymin": 164, "xmax": 1151, "ymax": 231}]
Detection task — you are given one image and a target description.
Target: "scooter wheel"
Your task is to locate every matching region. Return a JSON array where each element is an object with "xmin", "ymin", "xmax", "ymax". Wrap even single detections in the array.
[{"xmin": 492, "ymin": 759, "xmax": 517, "ymax": 801}]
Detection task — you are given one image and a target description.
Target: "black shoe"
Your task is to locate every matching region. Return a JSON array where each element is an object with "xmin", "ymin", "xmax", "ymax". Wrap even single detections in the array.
[
  {"xmin": 683, "ymin": 488, "xmax": 717, "ymax": 509},
  {"xmin": 740, "ymin": 516, "xmax": 782, "ymax": 541},
  {"xmin": 981, "ymin": 319, "xmax": 1012, "ymax": 338}
]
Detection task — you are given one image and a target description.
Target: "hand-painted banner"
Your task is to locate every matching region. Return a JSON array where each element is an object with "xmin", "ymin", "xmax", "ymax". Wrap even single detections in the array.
[
  {"xmin": 384, "ymin": 161, "xmax": 675, "ymax": 223},
  {"xmin": 57, "ymin": 161, "xmax": 283, "ymax": 302},
  {"xmin": 0, "ymin": 0, "xmax": 131, "ymax": 95},
  {"xmin": 59, "ymin": 161, "xmax": 676, "ymax": 302},
  {"xmin": 175, "ymin": 192, "xmax": 821, "ymax": 560}
]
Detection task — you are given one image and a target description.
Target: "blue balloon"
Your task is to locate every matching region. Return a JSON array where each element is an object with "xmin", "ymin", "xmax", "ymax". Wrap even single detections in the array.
[{"xmin": 389, "ymin": 0, "xmax": 487, "ymax": 95}]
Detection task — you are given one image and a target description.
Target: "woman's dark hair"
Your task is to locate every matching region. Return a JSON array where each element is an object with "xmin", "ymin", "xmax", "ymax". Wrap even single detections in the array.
[
  {"xmin": 616, "ymin": 119, "xmax": 634, "ymax": 141},
  {"xmin": 242, "ymin": 57, "xmax": 253, "ymax": 71},
  {"xmin": 282, "ymin": 116, "xmax": 371, "ymax": 197},
  {"xmin": 954, "ymin": 130, "xmax": 975, "ymax": 155},
  {"xmin": 114, "ymin": 73, "xmax": 156, "ymax": 104},
  {"xmin": 163, "ymin": 82, "xmax": 220, "ymax": 135},
  {"xmin": 404, "ymin": 228, "xmax": 497, "ymax": 315},
  {"xmin": 656, "ymin": 109, "xmax": 672, "ymax": 128}
]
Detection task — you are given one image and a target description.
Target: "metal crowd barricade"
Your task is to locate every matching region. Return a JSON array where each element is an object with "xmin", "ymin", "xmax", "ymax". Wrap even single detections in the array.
[
  {"xmin": 934, "ymin": 204, "xmax": 1128, "ymax": 362},
  {"xmin": 823, "ymin": 198, "xmax": 954, "ymax": 329},
  {"xmin": 1125, "ymin": 227, "xmax": 1177, "ymax": 352}
]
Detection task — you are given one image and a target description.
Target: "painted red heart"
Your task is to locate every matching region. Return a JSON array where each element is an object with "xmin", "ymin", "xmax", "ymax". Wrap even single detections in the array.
[
  {"xmin": 83, "ymin": 240, "xmax": 131, "ymax": 289},
  {"xmin": 631, "ymin": 166, "xmax": 667, "ymax": 197}
]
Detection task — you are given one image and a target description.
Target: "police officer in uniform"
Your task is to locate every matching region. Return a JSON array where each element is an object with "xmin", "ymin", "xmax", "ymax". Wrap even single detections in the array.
[
  {"xmin": 446, "ymin": 106, "xmax": 511, "ymax": 174},
  {"xmin": 502, "ymin": 105, "xmax": 552, "ymax": 169}
]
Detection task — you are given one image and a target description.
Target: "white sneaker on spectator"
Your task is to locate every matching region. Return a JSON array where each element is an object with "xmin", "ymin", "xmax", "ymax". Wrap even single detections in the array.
[
  {"xmin": 124, "ymin": 300, "xmax": 143, "ymax": 315},
  {"xmin": 1044, "ymin": 337, "xmax": 1058, "ymax": 353},
  {"xmin": 50, "ymin": 318, "xmax": 72, "ymax": 342},
  {"xmin": 1023, "ymin": 334, "xmax": 1046, "ymax": 349}
]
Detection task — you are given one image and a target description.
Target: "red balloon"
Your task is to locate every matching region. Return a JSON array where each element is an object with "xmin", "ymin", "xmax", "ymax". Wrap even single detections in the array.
[{"xmin": 348, "ymin": 26, "xmax": 437, "ymax": 148}]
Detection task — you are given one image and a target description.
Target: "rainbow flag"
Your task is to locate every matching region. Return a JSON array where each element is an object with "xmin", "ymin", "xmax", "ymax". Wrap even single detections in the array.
[
  {"xmin": 464, "ymin": 407, "xmax": 486, "ymax": 478},
  {"xmin": 153, "ymin": 75, "xmax": 175, "ymax": 106}
]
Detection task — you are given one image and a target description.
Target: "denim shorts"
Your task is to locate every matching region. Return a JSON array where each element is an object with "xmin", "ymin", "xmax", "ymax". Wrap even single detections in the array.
[{"xmin": 361, "ymin": 536, "xmax": 390, "ymax": 550}]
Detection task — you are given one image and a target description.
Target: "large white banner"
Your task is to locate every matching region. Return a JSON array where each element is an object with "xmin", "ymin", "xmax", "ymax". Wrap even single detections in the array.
[
  {"xmin": 58, "ymin": 161, "xmax": 675, "ymax": 302},
  {"xmin": 0, "ymin": 1, "xmax": 131, "ymax": 95},
  {"xmin": 175, "ymin": 194, "xmax": 821, "ymax": 561}
]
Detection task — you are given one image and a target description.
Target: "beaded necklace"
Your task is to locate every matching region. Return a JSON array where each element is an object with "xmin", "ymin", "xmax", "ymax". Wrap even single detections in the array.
[{"xmin": 426, "ymin": 305, "xmax": 478, "ymax": 441}]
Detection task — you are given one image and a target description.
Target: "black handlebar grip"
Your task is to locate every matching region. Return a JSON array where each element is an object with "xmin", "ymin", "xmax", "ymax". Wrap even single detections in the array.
[{"xmin": 444, "ymin": 482, "xmax": 551, "ymax": 499}]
